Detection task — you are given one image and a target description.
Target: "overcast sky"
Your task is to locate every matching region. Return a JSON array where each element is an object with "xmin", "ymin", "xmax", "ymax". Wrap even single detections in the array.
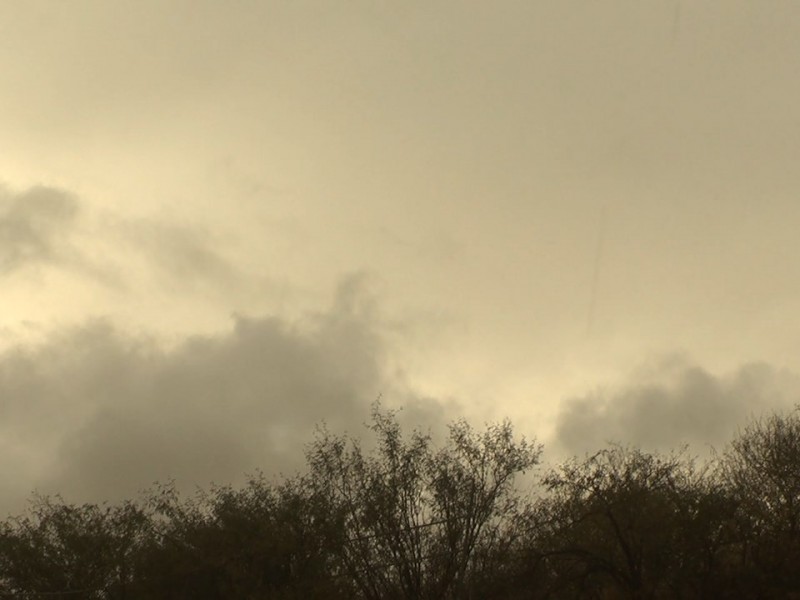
[{"xmin": 2, "ymin": 0, "xmax": 800, "ymax": 512}]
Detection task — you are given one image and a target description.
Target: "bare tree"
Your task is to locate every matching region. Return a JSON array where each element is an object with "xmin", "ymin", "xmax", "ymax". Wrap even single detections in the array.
[
  {"xmin": 532, "ymin": 446, "xmax": 729, "ymax": 599},
  {"xmin": 720, "ymin": 407, "xmax": 800, "ymax": 594},
  {"xmin": 305, "ymin": 403, "xmax": 540, "ymax": 599}
]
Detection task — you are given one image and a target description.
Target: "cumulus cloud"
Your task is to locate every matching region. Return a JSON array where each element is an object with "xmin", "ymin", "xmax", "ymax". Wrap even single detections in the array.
[
  {"xmin": 553, "ymin": 356, "xmax": 800, "ymax": 457},
  {"xmin": 0, "ymin": 275, "xmax": 449, "ymax": 514},
  {"xmin": 0, "ymin": 185, "xmax": 79, "ymax": 273}
]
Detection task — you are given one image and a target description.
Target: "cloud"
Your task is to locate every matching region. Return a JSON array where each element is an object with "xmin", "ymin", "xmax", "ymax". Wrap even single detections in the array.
[
  {"xmin": 553, "ymin": 356, "xmax": 800, "ymax": 458},
  {"xmin": 0, "ymin": 183, "xmax": 265, "ymax": 299},
  {"xmin": 0, "ymin": 185, "xmax": 79, "ymax": 273},
  {"xmin": 0, "ymin": 275, "xmax": 449, "ymax": 513},
  {"xmin": 116, "ymin": 218, "xmax": 244, "ymax": 292}
]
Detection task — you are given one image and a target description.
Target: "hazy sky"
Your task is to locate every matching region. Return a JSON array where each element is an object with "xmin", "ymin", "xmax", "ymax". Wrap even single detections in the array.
[{"xmin": 2, "ymin": 1, "xmax": 800, "ymax": 512}]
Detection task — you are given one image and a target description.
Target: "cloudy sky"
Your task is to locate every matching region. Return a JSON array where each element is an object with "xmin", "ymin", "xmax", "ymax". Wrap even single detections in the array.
[{"xmin": 2, "ymin": 0, "xmax": 800, "ymax": 512}]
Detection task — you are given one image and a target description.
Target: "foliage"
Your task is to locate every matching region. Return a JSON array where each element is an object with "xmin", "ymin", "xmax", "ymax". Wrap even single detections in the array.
[
  {"xmin": 133, "ymin": 477, "xmax": 346, "ymax": 599},
  {"xmin": 719, "ymin": 408, "xmax": 800, "ymax": 595},
  {"xmin": 0, "ymin": 495, "xmax": 150, "ymax": 598},
  {"xmin": 526, "ymin": 446, "xmax": 735, "ymax": 599},
  {"xmin": 2, "ymin": 405, "xmax": 800, "ymax": 598}
]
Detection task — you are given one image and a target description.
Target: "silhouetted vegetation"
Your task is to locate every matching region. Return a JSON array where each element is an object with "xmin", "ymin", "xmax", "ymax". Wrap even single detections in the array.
[{"xmin": 2, "ymin": 405, "xmax": 800, "ymax": 598}]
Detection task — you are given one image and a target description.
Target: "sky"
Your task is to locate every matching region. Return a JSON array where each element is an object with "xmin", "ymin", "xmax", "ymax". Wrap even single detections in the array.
[{"xmin": 2, "ymin": 0, "xmax": 800, "ymax": 513}]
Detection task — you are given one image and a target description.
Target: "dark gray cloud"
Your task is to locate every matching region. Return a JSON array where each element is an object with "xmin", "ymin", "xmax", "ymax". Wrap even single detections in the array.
[
  {"xmin": 0, "ymin": 186, "xmax": 79, "ymax": 273},
  {"xmin": 553, "ymin": 356, "xmax": 800, "ymax": 457},
  {"xmin": 0, "ymin": 275, "xmax": 449, "ymax": 513}
]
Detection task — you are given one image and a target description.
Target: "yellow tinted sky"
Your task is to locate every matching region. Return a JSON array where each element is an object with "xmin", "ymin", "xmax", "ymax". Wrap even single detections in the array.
[{"xmin": 1, "ymin": 0, "xmax": 800, "ymax": 508}]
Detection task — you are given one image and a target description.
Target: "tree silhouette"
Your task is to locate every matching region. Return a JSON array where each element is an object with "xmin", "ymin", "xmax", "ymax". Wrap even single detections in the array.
[
  {"xmin": 720, "ymin": 408, "xmax": 800, "ymax": 596},
  {"xmin": 305, "ymin": 404, "xmax": 540, "ymax": 599},
  {"xmin": 526, "ymin": 446, "xmax": 734, "ymax": 599},
  {"xmin": 2, "ymin": 406, "xmax": 800, "ymax": 598},
  {"xmin": 0, "ymin": 495, "xmax": 149, "ymax": 599}
]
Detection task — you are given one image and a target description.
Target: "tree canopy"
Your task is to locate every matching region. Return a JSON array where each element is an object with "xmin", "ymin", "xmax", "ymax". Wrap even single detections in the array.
[{"xmin": 1, "ymin": 404, "xmax": 799, "ymax": 599}]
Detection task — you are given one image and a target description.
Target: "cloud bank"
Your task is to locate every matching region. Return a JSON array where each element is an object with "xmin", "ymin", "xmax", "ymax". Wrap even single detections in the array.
[
  {"xmin": 553, "ymin": 356, "xmax": 800, "ymax": 457},
  {"xmin": 0, "ymin": 275, "xmax": 448, "ymax": 514}
]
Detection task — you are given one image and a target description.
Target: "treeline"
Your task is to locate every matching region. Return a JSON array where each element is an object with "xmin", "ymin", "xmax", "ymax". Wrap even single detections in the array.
[{"xmin": 2, "ymin": 405, "xmax": 800, "ymax": 599}]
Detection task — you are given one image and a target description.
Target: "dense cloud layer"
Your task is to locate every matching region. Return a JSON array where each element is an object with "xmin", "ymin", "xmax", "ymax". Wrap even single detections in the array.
[
  {"xmin": 553, "ymin": 356, "xmax": 800, "ymax": 457},
  {"xmin": 0, "ymin": 275, "xmax": 449, "ymax": 514}
]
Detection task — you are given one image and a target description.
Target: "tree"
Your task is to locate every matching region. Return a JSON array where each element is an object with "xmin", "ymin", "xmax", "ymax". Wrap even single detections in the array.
[
  {"xmin": 719, "ymin": 407, "xmax": 800, "ymax": 596},
  {"xmin": 0, "ymin": 495, "xmax": 150, "ymax": 599},
  {"xmin": 529, "ymin": 446, "xmax": 732, "ymax": 599},
  {"xmin": 134, "ymin": 477, "xmax": 346, "ymax": 599},
  {"xmin": 305, "ymin": 403, "xmax": 540, "ymax": 599}
]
